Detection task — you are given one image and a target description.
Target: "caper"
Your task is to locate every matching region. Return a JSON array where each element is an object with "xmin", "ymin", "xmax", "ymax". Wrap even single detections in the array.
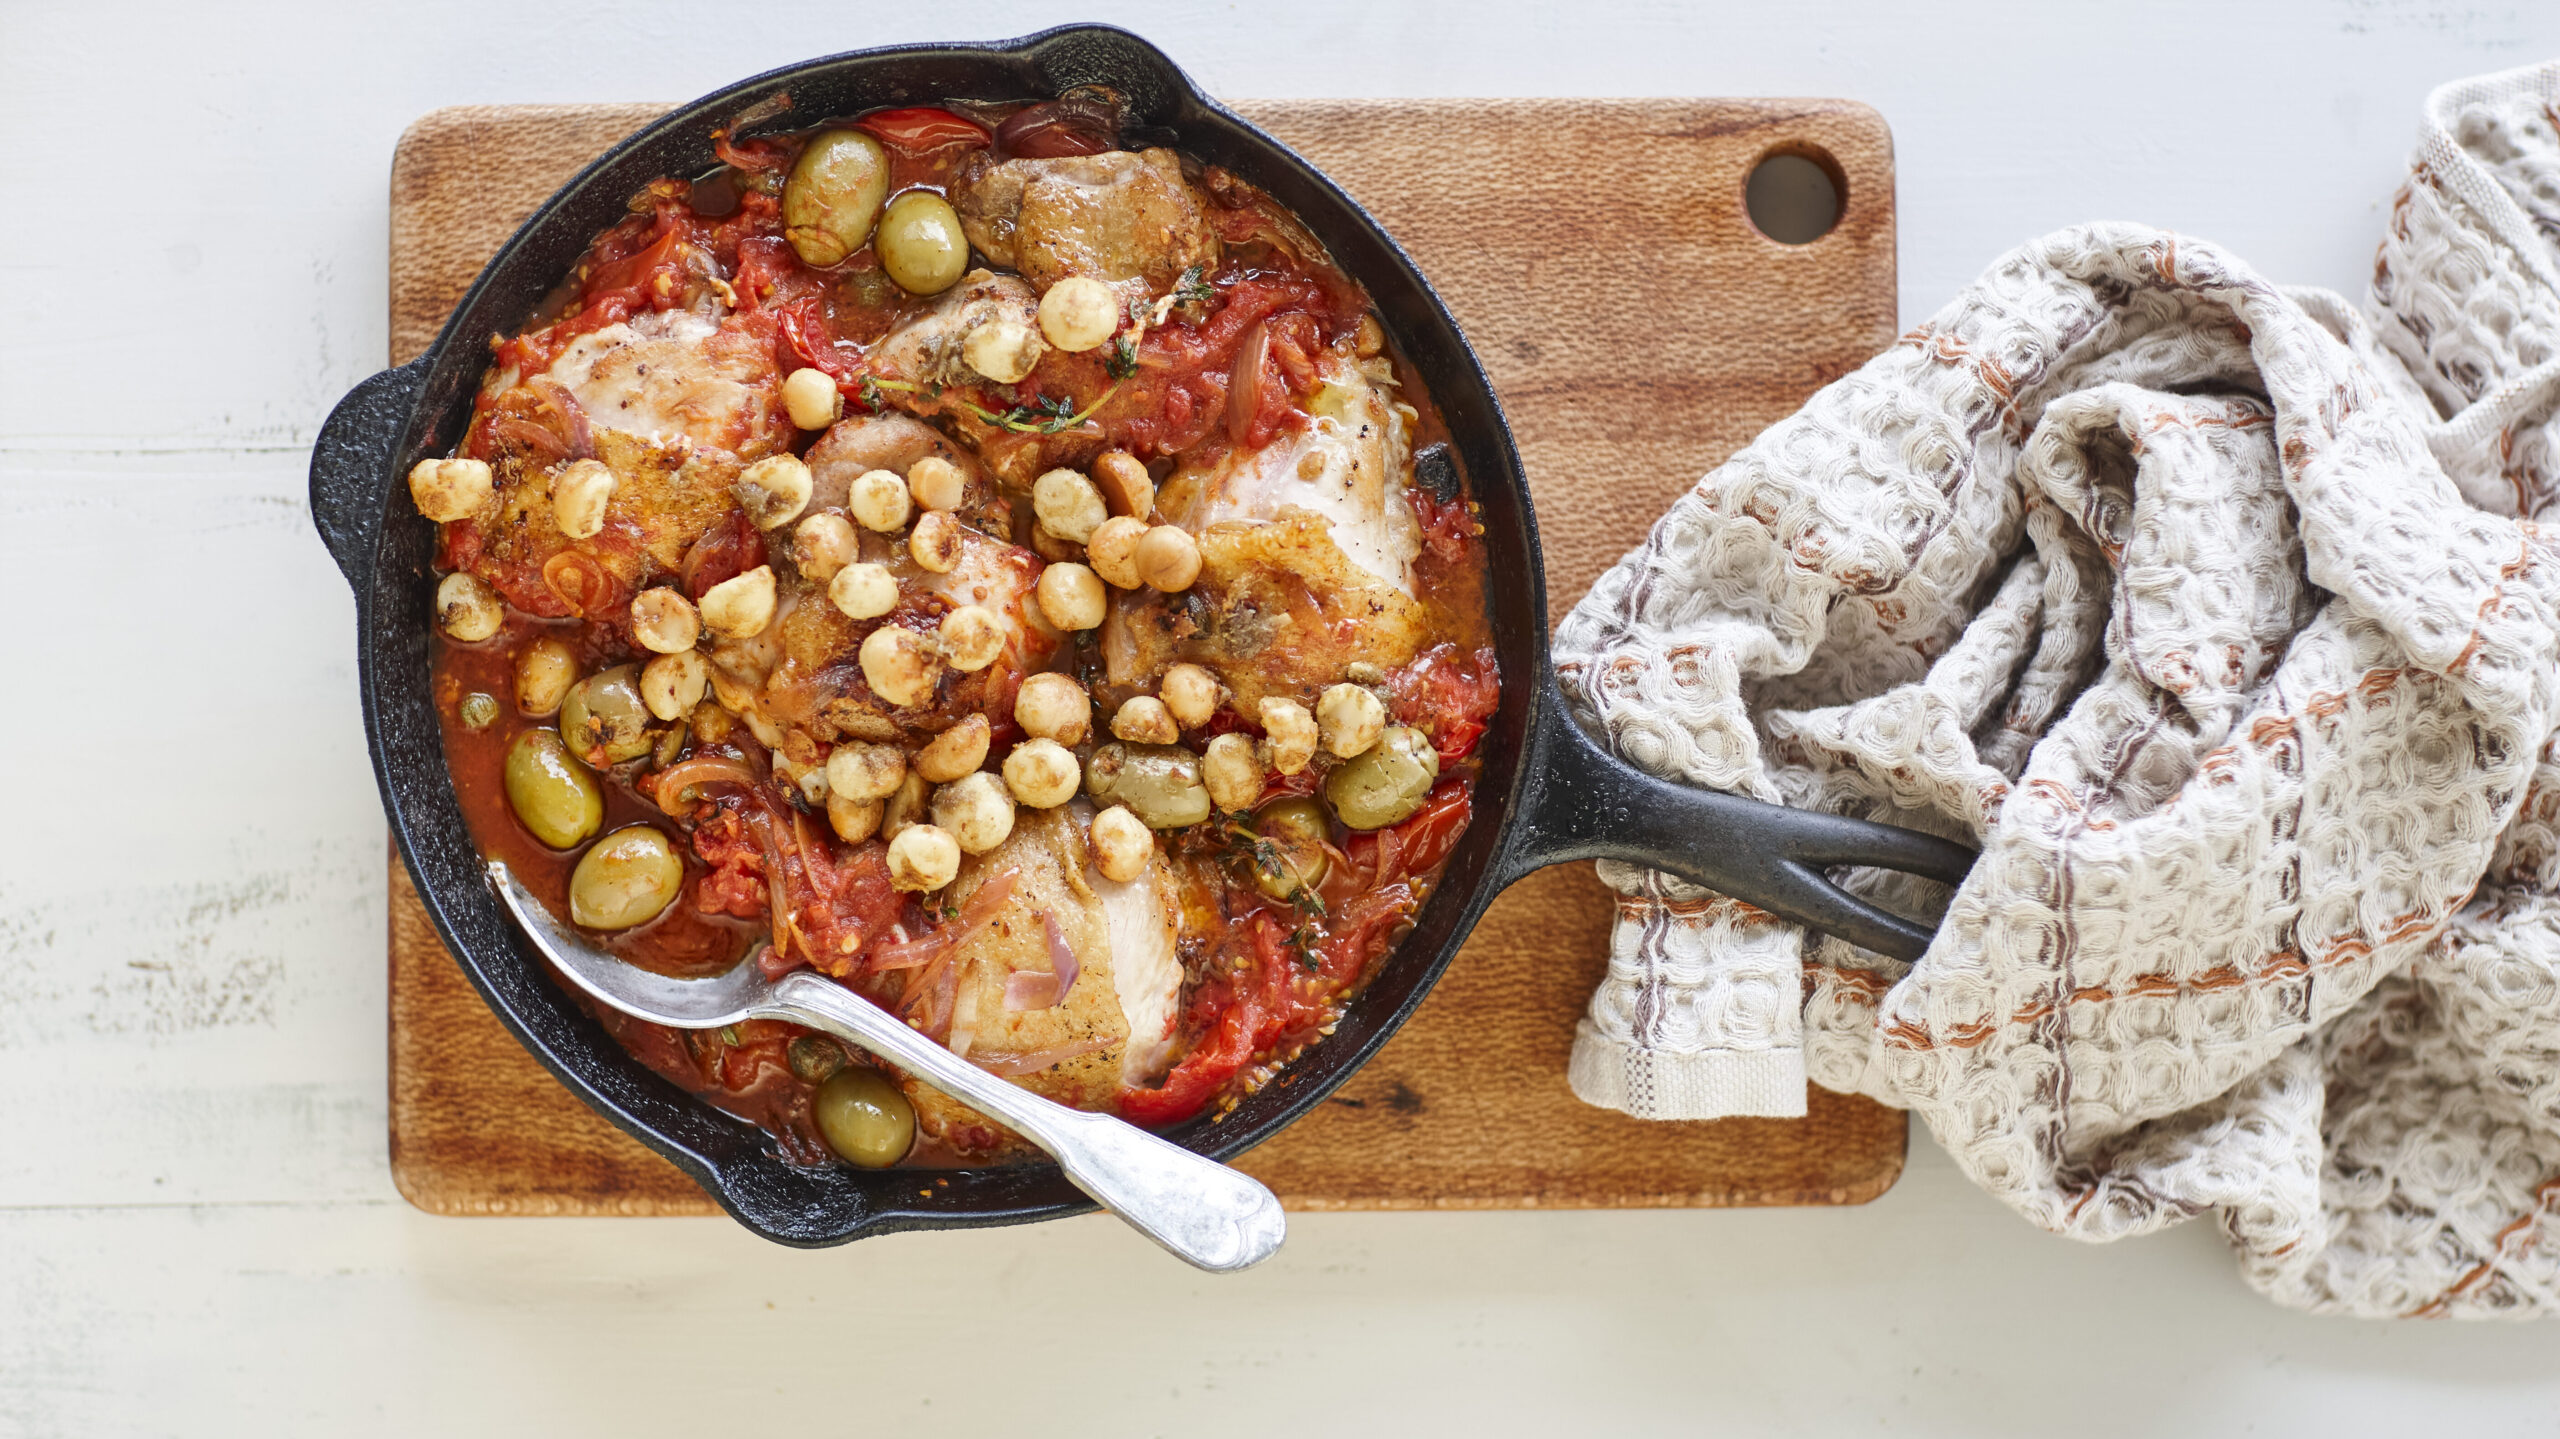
[
  {"xmin": 813, "ymin": 1066, "xmax": 915, "ymax": 1168},
  {"xmin": 503, "ymin": 729, "xmax": 603, "ymax": 849},
  {"xmin": 458, "ymin": 691, "xmax": 499, "ymax": 730},
  {"xmin": 561, "ymin": 664, "xmax": 653, "ymax": 765},
  {"xmin": 1322, "ymin": 725, "xmax": 1440, "ymax": 831},
  {"xmin": 782, "ymin": 129, "xmax": 890, "ymax": 267},
  {"xmin": 875, "ymin": 190, "xmax": 969, "ymax": 295},
  {"xmin": 567, "ymin": 825, "xmax": 685, "ymax": 930},
  {"xmin": 515, "ymin": 636, "xmax": 579, "ymax": 717},
  {"xmin": 787, "ymin": 1034, "xmax": 848, "ymax": 1084},
  {"xmin": 1251, "ymin": 796, "xmax": 1333, "ymax": 903},
  {"xmin": 1084, "ymin": 742, "xmax": 1213, "ymax": 830}
]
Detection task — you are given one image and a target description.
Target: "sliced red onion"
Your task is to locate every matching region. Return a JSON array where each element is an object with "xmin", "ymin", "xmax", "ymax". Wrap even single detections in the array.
[
  {"xmin": 1225, "ymin": 317, "xmax": 1270, "ymax": 447},
  {"xmin": 1003, "ymin": 910, "xmax": 1083, "ymax": 1011},
  {"xmin": 870, "ymin": 868, "xmax": 1019, "ymax": 970}
]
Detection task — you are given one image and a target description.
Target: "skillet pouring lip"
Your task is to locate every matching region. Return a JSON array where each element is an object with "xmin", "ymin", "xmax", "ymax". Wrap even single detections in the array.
[{"xmin": 320, "ymin": 22, "xmax": 1549, "ymax": 1245}]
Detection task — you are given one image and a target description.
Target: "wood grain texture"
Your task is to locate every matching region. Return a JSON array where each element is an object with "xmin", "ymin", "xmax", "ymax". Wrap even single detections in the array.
[{"xmin": 385, "ymin": 98, "xmax": 1906, "ymax": 1217}]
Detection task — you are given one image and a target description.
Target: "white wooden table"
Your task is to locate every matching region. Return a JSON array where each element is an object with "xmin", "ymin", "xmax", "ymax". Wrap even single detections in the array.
[{"xmin": 8, "ymin": 2, "xmax": 2560, "ymax": 1432}]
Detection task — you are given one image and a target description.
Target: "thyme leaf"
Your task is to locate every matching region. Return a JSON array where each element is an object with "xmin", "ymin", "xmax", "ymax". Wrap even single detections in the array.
[{"xmin": 1170, "ymin": 264, "xmax": 1216, "ymax": 308}]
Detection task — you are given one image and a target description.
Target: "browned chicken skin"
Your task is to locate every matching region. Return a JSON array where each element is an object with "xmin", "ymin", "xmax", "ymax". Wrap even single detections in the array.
[{"xmin": 951, "ymin": 147, "xmax": 1222, "ymax": 296}]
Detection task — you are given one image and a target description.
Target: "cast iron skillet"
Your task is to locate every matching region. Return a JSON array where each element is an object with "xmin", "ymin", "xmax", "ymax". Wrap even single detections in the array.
[{"xmin": 309, "ymin": 24, "xmax": 1973, "ymax": 1246}]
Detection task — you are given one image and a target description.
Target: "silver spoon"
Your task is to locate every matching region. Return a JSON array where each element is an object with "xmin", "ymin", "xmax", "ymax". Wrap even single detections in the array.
[{"xmin": 486, "ymin": 859, "xmax": 1287, "ymax": 1272}]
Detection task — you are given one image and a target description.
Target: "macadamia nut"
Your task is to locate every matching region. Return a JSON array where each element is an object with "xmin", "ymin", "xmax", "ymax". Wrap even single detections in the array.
[
  {"xmin": 887, "ymin": 823, "xmax": 962, "ymax": 890},
  {"xmin": 915, "ymin": 714, "xmax": 991, "ymax": 784},
  {"xmin": 1260, "ymin": 697, "xmax": 1318, "ymax": 775},
  {"xmin": 630, "ymin": 588, "xmax": 701, "ymax": 654},
  {"xmin": 1160, "ymin": 663, "xmax": 1222, "ymax": 729},
  {"xmin": 1014, "ymin": 673, "xmax": 1092, "ymax": 745},
  {"xmin": 735, "ymin": 454, "xmax": 814, "ymax": 530},
  {"xmin": 1002, "ymin": 738, "xmax": 1080, "ymax": 808},
  {"xmin": 550, "ymin": 458, "xmax": 616, "ymax": 541},
  {"xmin": 699, "ymin": 565, "xmax": 777, "ymax": 639},
  {"xmin": 1317, "ymin": 682, "xmax": 1387, "ymax": 758},
  {"xmin": 782, "ymin": 367, "xmax": 844, "ymax": 430},
  {"xmin": 931, "ymin": 772, "xmax": 1017, "ymax": 855},
  {"xmin": 408, "ymin": 457, "xmax": 493, "ymax": 522},
  {"xmin": 826, "ymin": 742, "xmax": 907, "ymax": 802},
  {"xmin": 849, "ymin": 468, "xmax": 913, "ymax": 532},
  {"xmin": 830, "ymin": 561, "xmax": 898, "ymax": 620},
  {"xmin": 1090, "ymin": 805, "xmax": 1153, "ymax": 883}
]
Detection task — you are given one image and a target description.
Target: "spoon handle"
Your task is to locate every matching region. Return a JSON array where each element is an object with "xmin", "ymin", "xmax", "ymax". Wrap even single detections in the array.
[{"xmin": 763, "ymin": 972, "xmax": 1287, "ymax": 1272}]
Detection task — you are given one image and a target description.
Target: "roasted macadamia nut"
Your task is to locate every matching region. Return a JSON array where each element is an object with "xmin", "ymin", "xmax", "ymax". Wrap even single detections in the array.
[
  {"xmin": 1085, "ymin": 516, "xmax": 1147, "ymax": 589},
  {"xmin": 849, "ymin": 468, "xmax": 913, "ymax": 532},
  {"xmin": 792, "ymin": 512, "xmax": 858, "ymax": 583},
  {"xmin": 1135, "ymin": 524, "xmax": 1201, "ymax": 592},
  {"xmin": 1014, "ymin": 673, "xmax": 1092, "ymax": 745},
  {"xmin": 1160, "ymin": 663, "xmax": 1222, "ymax": 729},
  {"xmin": 1091, "ymin": 449, "xmax": 1153, "ymax": 519},
  {"xmin": 887, "ymin": 823, "xmax": 962, "ymax": 891},
  {"xmin": 1035, "ymin": 561, "xmax": 1107, "ymax": 631},
  {"xmin": 735, "ymin": 454, "xmax": 814, "ymax": 530},
  {"xmin": 829, "ymin": 561, "xmax": 899, "ymax": 620},
  {"xmin": 881, "ymin": 770, "xmax": 929, "ymax": 839},
  {"xmin": 700, "ymin": 565, "xmax": 777, "ymax": 639},
  {"xmin": 640, "ymin": 648, "xmax": 710, "ymax": 721},
  {"xmin": 1317, "ymin": 682, "xmax": 1387, "ymax": 758},
  {"xmin": 909, "ymin": 510, "xmax": 963, "ymax": 573},
  {"xmin": 1037, "ymin": 275, "xmax": 1119, "ymax": 352},
  {"xmin": 932, "ymin": 772, "xmax": 1018, "ymax": 855},
  {"xmin": 630, "ymin": 588, "xmax": 701, "ymax": 654},
  {"xmin": 938, "ymin": 605, "xmax": 1005, "ymax": 672},
  {"xmin": 1260, "ymin": 697, "xmax": 1318, "ymax": 775},
  {"xmin": 436, "ymin": 571, "xmax": 504, "ymax": 642},
  {"xmin": 515, "ymin": 637, "xmax": 578, "ymax": 717},
  {"xmin": 1112, "ymin": 695, "xmax": 1179, "ymax": 745},
  {"xmin": 827, "ymin": 791, "xmax": 883, "ymax": 844},
  {"xmin": 905, "ymin": 455, "xmax": 968, "ymax": 512},
  {"xmin": 1002, "ymin": 738, "xmax": 1080, "ymax": 809},
  {"xmin": 962, "ymin": 316, "xmax": 1043, "ymax": 384},
  {"xmin": 551, "ymin": 458, "xmax": 616, "ymax": 541},
  {"xmin": 1201, "ymin": 732, "xmax": 1265, "ymax": 813},
  {"xmin": 782, "ymin": 366, "xmax": 844, "ymax": 430},
  {"xmin": 860, "ymin": 625, "xmax": 942, "ymax": 708},
  {"xmin": 915, "ymin": 714, "xmax": 991, "ymax": 784},
  {"xmin": 1090, "ymin": 805, "xmax": 1154, "ymax": 883},
  {"xmin": 1032, "ymin": 468, "xmax": 1109, "ymax": 544},
  {"xmin": 826, "ymin": 742, "xmax": 907, "ymax": 802},
  {"xmin": 408, "ymin": 457, "xmax": 493, "ymax": 522}
]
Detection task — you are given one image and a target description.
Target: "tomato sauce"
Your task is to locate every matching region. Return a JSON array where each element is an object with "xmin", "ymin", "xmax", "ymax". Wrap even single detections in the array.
[{"xmin": 427, "ymin": 95, "xmax": 1498, "ymax": 1167}]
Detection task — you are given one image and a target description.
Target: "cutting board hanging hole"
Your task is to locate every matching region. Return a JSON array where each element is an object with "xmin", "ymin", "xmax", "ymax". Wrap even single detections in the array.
[{"xmin": 1747, "ymin": 145, "xmax": 1845, "ymax": 244}]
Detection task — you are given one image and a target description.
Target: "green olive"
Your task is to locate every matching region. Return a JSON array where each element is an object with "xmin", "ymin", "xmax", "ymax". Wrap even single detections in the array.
[
  {"xmin": 567, "ymin": 825, "xmax": 685, "ymax": 930},
  {"xmin": 503, "ymin": 729, "xmax": 604, "ymax": 849},
  {"xmin": 782, "ymin": 129, "xmax": 890, "ymax": 267},
  {"xmin": 1084, "ymin": 742, "xmax": 1213, "ymax": 830},
  {"xmin": 515, "ymin": 636, "xmax": 579, "ymax": 717},
  {"xmin": 458, "ymin": 691, "xmax": 499, "ymax": 730},
  {"xmin": 1323, "ymin": 725, "xmax": 1440, "ymax": 831},
  {"xmin": 561, "ymin": 664, "xmax": 653, "ymax": 765},
  {"xmin": 813, "ymin": 1066, "xmax": 916, "ymax": 1167},
  {"xmin": 1251, "ymin": 796, "xmax": 1333, "ymax": 903},
  {"xmin": 875, "ymin": 190, "xmax": 969, "ymax": 295}
]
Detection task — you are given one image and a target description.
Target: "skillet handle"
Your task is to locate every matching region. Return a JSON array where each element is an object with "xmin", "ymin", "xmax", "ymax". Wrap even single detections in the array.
[
  {"xmin": 309, "ymin": 357, "xmax": 432, "ymax": 591},
  {"xmin": 1501, "ymin": 686, "xmax": 1976, "ymax": 962}
]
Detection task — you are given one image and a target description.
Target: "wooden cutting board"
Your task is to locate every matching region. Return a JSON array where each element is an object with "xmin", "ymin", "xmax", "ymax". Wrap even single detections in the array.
[{"xmin": 386, "ymin": 98, "xmax": 1906, "ymax": 1215}]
